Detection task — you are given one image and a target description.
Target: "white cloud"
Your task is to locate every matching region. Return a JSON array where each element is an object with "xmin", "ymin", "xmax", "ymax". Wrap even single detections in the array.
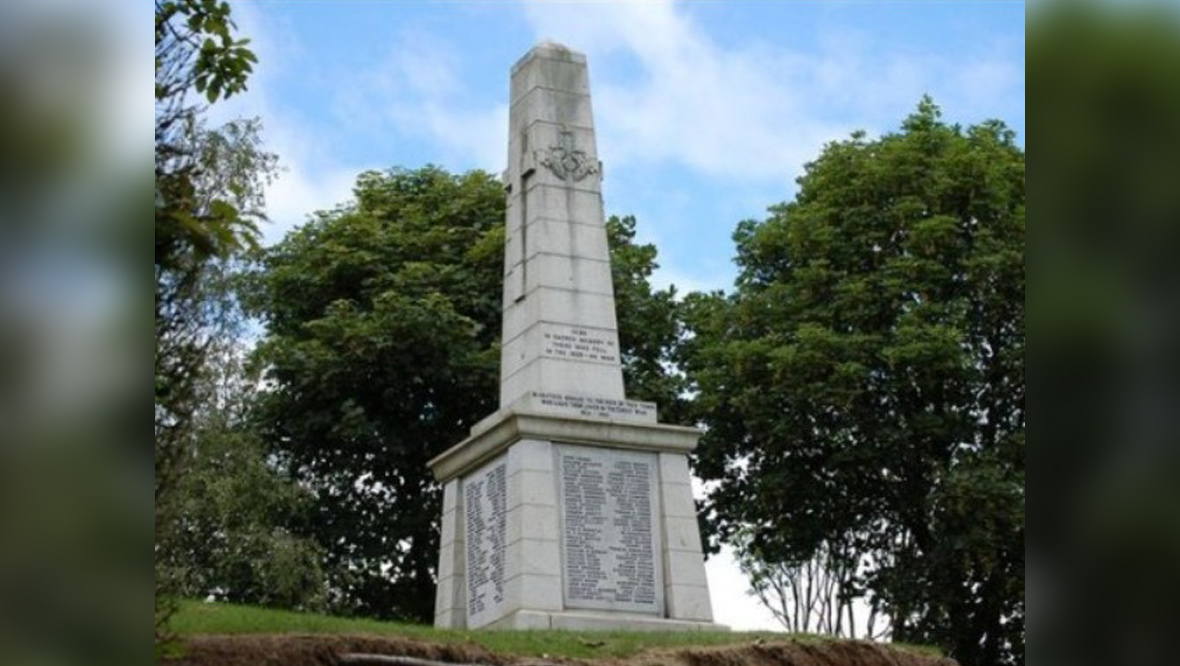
[
  {"xmin": 390, "ymin": 98, "xmax": 508, "ymax": 173},
  {"xmin": 521, "ymin": 0, "xmax": 1022, "ymax": 184},
  {"xmin": 199, "ymin": 2, "xmax": 376, "ymax": 245},
  {"xmin": 385, "ymin": 32, "xmax": 463, "ymax": 98},
  {"xmin": 259, "ymin": 153, "xmax": 361, "ymax": 247},
  {"xmin": 234, "ymin": 95, "xmax": 371, "ymax": 247},
  {"xmin": 951, "ymin": 36, "xmax": 1024, "ymax": 116},
  {"xmin": 331, "ymin": 32, "xmax": 508, "ymax": 172},
  {"xmin": 518, "ymin": 0, "xmax": 1023, "ymax": 300},
  {"xmin": 221, "ymin": 0, "xmax": 1019, "ymax": 251},
  {"xmin": 522, "ymin": 1, "xmax": 847, "ymax": 182}
]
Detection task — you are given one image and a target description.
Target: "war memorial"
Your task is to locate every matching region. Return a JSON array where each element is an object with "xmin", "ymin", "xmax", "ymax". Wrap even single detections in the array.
[{"xmin": 427, "ymin": 42, "xmax": 721, "ymax": 632}]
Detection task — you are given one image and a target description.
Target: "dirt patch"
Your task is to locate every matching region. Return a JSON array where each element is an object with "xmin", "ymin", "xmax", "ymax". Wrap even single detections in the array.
[
  {"xmin": 168, "ymin": 634, "xmax": 511, "ymax": 666},
  {"xmin": 164, "ymin": 635, "xmax": 956, "ymax": 666},
  {"xmin": 626, "ymin": 641, "xmax": 958, "ymax": 666}
]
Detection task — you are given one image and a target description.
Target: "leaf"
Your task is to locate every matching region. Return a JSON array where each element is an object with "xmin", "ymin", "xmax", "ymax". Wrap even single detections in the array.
[{"xmin": 685, "ymin": 99, "xmax": 1024, "ymax": 658}]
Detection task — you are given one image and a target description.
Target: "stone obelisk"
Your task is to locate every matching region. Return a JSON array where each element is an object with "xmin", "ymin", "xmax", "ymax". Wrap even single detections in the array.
[{"xmin": 428, "ymin": 42, "xmax": 721, "ymax": 631}]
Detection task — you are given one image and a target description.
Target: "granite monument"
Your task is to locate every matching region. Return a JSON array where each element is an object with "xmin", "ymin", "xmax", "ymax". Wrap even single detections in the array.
[{"xmin": 428, "ymin": 41, "xmax": 721, "ymax": 632}]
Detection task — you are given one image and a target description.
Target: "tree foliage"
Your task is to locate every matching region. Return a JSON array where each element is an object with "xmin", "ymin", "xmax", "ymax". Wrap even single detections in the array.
[
  {"xmin": 155, "ymin": 0, "xmax": 273, "ymax": 641},
  {"xmin": 682, "ymin": 98, "xmax": 1024, "ymax": 666},
  {"xmin": 606, "ymin": 215, "xmax": 688, "ymax": 422},
  {"xmin": 162, "ymin": 336, "xmax": 327, "ymax": 612},
  {"xmin": 733, "ymin": 528, "xmax": 885, "ymax": 640},
  {"xmin": 245, "ymin": 166, "xmax": 504, "ymax": 622},
  {"xmin": 245, "ymin": 167, "xmax": 686, "ymax": 622},
  {"xmin": 155, "ymin": 0, "xmax": 263, "ymax": 278}
]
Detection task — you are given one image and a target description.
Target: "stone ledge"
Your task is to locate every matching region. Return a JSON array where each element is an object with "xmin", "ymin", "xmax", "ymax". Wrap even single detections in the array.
[
  {"xmin": 428, "ymin": 409, "xmax": 701, "ymax": 482},
  {"xmin": 483, "ymin": 609, "xmax": 727, "ymax": 632}
]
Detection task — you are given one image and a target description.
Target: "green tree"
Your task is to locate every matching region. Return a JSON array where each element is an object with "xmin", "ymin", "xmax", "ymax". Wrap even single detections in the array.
[
  {"xmin": 732, "ymin": 527, "xmax": 882, "ymax": 639},
  {"xmin": 163, "ymin": 332, "xmax": 327, "ymax": 612},
  {"xmin": 607, "ymin": 215, "xmax": 689, "ymax": 423},
  {"xmin": 245, "ymin": 167, "xmax": 686, "ymax": 622},
  {"xmin": 682, "ymin": 98, "xmax": 1024, "ymax": 666},
  {"xmin": 155, "ymin": 0, "xmax": 271, "ymax": 640},
  {"xmin": 245, "ymin": 166, "xmax": 504, "ymax": 622}
]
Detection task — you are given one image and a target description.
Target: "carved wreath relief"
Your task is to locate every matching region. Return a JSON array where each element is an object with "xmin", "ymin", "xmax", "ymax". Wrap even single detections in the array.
[{"xmin": 537, "ymin": 130, "xmax": 599, "ymax": 182}]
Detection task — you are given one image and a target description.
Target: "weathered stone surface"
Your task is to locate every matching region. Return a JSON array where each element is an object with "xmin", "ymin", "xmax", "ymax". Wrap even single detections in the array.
[
  {"xmin": 430, "ymin": 41, "xmax": 720, "ymax": 632},
  {"xmin": 433, "ymin": 478, "xmax": 466, "ymax": 628},
  {"xmin": 463, "ymin": 456, "xmax": 509, "ymax": 628},
  {"xmin": 500, "ymin": 41, "xmax": 622, "ymax": 408},
  {"xmin": 524, "ymin": 390, "xmax": 656, "ymax": 423},
  {"xmin": 429, "ymin": 411, "xmax": 700, "ymax": 484},
  {"xmin": 556, "ymin": 444, "xmax": 663, "ymax": 615}
]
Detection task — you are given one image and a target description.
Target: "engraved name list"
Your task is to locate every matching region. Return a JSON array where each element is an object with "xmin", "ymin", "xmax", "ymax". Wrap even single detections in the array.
[
  {"xmin": 556, "ymin": 445, "xmax": 661, "ymax": 615},
  {"xmin": 464, "ymin": 459, "xmax": 508, "ymax": 627}
]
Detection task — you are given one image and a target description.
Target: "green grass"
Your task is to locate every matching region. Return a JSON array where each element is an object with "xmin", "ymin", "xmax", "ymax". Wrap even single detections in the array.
[
  {"xmin": 173, "ymin": 600, "xmax": 812, "ymax": 659},
  {"xmin": 173, "ymin": 600, "xmax": 944, "ymax": 661}
]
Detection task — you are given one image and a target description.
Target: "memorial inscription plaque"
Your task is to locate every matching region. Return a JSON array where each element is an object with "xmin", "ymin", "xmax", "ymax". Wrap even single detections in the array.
[
  {"xmin": 530, "ymin": 391, "xmax": 656, "ymax": 421},
  {"xmin": 541, "ymin": 324, "xmax": 619, "ymax": 365},
  {"xmin": 464, "ymin": 457, "xmax": 508, "ymax": 627},
  {"xmin": 555, "ymin": 444, "xmax": 662, "ymax": 614}
]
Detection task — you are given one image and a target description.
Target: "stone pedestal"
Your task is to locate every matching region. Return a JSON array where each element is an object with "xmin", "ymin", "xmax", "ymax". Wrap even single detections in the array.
[
  {"xmin": 430, "ymin": 404, "xmax": 718, "ymax": 630},
  {"xmin": 429, "ymin": 41, "xmax": 722, "ymax": 632}
]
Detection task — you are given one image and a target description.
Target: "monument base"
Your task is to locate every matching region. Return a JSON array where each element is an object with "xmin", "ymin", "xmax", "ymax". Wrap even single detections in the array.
[
  {"xmin": 484, "ymin": 609, "xmax": 726, "ymax": 632},
  {"xmin": 429, "ymin": 406, "xmax": 723, "ymax": 631}
]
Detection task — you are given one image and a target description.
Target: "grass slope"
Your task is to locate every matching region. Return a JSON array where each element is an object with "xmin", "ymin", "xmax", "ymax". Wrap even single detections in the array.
[{"xmin": 172, "ymin": 600, "xmax": 942, "ymax": 662}]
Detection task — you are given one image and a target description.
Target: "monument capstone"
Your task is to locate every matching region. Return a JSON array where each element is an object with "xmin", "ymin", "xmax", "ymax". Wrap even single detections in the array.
[{"xmin": 428, "ymin": 41, "xmax": 721, "ymax": 631}]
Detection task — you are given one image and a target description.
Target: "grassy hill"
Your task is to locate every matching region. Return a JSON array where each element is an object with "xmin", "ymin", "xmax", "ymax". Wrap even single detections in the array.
[{"xmin": 163, "ymin": 600, "xmax": 955, "ymax": 666}]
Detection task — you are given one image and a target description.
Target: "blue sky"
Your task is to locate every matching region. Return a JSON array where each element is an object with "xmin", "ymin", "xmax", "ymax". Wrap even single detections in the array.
[
  {"xmin": 219, "ymin": 0, "xmax": 1025, "ymax": 295},
  {"xmin": 214, "ymin": 0, "xmax": 1025, "ymax": 630}
]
